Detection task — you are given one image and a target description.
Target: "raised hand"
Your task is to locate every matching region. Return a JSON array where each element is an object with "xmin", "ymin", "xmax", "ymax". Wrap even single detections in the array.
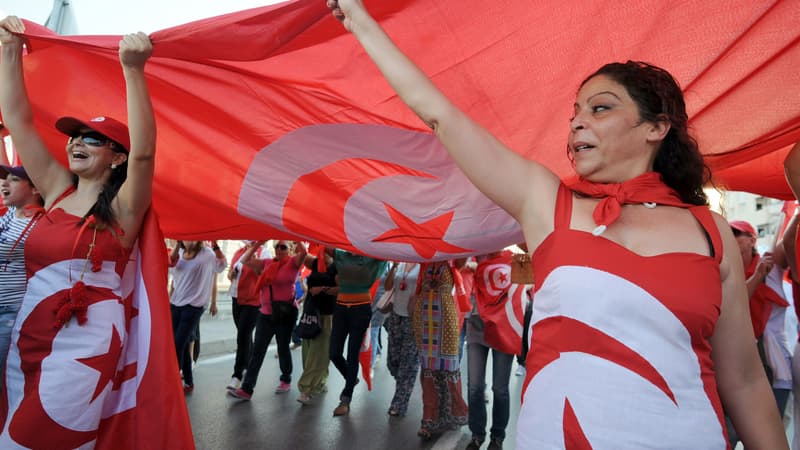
[
  {"xmin": 0, "ymin": 16, "xmax": 25, "ymax": 47},
  {"xmin": 325, "ymin": 0, "xmax": 366, "ymax": 32},
  {"xmin": 119, "ymin": 32, "xmax": 152, "ymax": 69}
]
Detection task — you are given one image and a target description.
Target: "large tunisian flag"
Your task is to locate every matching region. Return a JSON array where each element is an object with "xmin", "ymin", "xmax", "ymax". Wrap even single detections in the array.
[{"xmin": 6, "ymin": 0, "xmax": 800, "ymax": 260}]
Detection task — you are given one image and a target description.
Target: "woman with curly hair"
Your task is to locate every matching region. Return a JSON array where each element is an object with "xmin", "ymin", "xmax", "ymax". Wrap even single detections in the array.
[{"xmin": 327, "ymin": 1, "xmax": 787, "ymax": 447}]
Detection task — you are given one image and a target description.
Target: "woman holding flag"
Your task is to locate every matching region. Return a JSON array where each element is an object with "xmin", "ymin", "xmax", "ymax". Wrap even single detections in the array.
[
  {"xmin": 230, "ymin": 240, "xmax": 307, "ymax": 400},
  {"xmin": 327, "ymin": 1, "xmax": 786, "ymax": 447},
  {"xmin": 0, "ymin": 15, "xmax": 194, "ymax": 450}
]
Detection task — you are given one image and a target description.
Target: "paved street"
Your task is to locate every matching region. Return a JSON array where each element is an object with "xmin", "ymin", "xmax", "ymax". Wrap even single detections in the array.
[{"xmin": 188, "ymin": 293, "xmax": 525, "ymax": 450}]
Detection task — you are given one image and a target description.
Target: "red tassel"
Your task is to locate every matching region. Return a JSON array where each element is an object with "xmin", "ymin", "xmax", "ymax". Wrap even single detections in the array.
[
  {"xmin": 53, "ymin": 291, "xmax": 71, "ymax": 329},
  {"xmin": 90, "ymin": 246, "xmax": 103, "ymax": 272},
  {"xmin": 71, "ymin": 281, "xmax": 88, "ymax": 325},
  {"xmin": 52, "ymin": 281, "xmax": 89, "ymax": 329}
]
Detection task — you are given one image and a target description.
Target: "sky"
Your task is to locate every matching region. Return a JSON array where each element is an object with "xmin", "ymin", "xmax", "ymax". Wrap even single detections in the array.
[
  {"xmin": 0, "ymin": 0, "xmax": 282, "ymax": 163},
  {"xmin": 0, "ymin": 0, "xmax": 283, "ymax": 35}
]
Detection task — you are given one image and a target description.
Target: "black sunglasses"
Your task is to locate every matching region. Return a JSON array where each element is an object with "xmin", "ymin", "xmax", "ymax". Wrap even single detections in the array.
[
  {"xmin": 275, "ymin": 244, "xmax": 289, "ymax": 250},
  {"xmin": 69, "ymin": 131, "xmax": 111, "ymax": 147},
  {"xmin": 731, "ymin": 228, "xmax": 752, "ymax": 238}
]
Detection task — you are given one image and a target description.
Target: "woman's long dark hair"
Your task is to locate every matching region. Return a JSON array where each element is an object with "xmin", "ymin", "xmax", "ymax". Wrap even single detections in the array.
[
  {"xmin": 73, "ymin": 142, "xmax": 129, "ymax": 228},
  {"xmin": 581, "ymin": 61, "xmax": 710, "ymax": 205}
]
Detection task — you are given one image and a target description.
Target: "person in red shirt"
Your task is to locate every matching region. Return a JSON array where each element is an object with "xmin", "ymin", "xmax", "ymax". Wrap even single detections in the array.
[
  {"xmin": 226, "ymin": 241, "xmax": 266, "ymax": 391},
  {"xmin": 230, "ymin": 240, "xmax": 307, "ymax": 400},
  {"xmin": 729, "ymin": 220, "xmax": 781, "ymax": 340}
]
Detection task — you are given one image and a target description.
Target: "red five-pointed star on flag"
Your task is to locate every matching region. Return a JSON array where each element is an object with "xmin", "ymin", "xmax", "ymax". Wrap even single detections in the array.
[
  {"xmin": 77, "ymin": 325, "xmax": 124, "ymax": 402},
  {"xmin": 372, "ymin": 203, "xmax": 472, "ymax": 259}
]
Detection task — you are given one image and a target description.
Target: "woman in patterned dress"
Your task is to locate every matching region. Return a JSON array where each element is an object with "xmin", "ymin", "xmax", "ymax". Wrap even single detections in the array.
[
  {"xmin": 411, "ymin": 260, "xmax": 468, "ymax": 438},
  {"xmin": 384, "ymin": 261, "xmax": 420, "ymax": 417}
]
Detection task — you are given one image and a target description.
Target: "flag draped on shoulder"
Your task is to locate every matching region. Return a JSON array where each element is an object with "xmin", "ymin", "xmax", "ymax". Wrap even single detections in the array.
[
  {"xmin": 101, "ymin": 210, "xmax": 194, "ymax": 449},
  {"xmin": 474, "ymin": 251, "xmax": 530, "ymax": 355},
  {"xmin": 0, "ymin": 210, "xmax": 194, "ymax": 449},
  {"xmin": 7, "ymin": 0, "xmax": 800, "ymax": 260}
]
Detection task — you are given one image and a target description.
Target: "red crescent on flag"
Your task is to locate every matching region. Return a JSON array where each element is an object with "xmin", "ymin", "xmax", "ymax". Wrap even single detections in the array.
[
  {"xmin": 238, "ymin": 124, "xmax": 523, "ymax": 260},
  {"xmin": 518, "ymin": 265, "xmax": 726, "ymax": 447},
  {"xmin": 282, "ymin": 157, "xmax": 436, "ymax": 245},
  {"xmin": 529, "ymin": 316, "xmax": 675, "ymax": 403},
  {"xmin": 9, "ymin": 290, "xmax": 124, "ymax": 449},
  {"xmin": 484, "ymin": 264, "xmax": 512, "ymax": 297}
]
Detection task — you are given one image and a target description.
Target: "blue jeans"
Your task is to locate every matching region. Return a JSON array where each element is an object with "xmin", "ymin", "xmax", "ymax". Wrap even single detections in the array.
[
  {"xmin": 467, "ymin": 342, "xmax": 514, "ymax": 440},
  {"xmin": 171, "ymin": 304, "xmax": 205, "ymax": 386},
  {"xmin": 0, "ymin": 305, "xmax": 20, "ymax": 387},
  {"xmin": 330, "ymin": 303, "xmax": 372, "ymax": 401},
  {"xmin": 370, "ymin": 310, "xmax": 387, "ymax": 366}
]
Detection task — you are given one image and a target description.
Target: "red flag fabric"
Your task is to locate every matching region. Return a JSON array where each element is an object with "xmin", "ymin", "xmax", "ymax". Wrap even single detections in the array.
[
  {"xmin": 777, "ymin": 201, "xmax": 798, "ymax": 238},
  {"xmin": 7, "ymin": 0, "xmax": 800, "ymax": 259},
  {"xmin": 746, "ymin": 253, "xmax": 790, "ymax": 339},
  {"xmin": 359, "ymin": 328, "xmax": 372, "ymax": 391},
  {"xmin": 356, "ymin": 278, "xmax": 382, "ymax": 391},
  {"xmin": 0, "ymin": 210, "xmax": 194, "ymax": 449},
  {"xmin": 474, "ymin": 251, "xmax": 530, "ymax": 355},
  {"xmin": 101, "ymin": 210, "xmax": 195, "ymax": 449}
]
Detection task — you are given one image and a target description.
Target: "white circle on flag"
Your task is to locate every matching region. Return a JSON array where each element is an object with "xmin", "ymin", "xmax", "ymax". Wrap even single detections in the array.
[
  {"xmin": 40, "ymin": 299, "xmax": 126, "ymax": 431},
  {"xmin": 484, "ymin": 263, "xmax": 511, "ymax": 296}
]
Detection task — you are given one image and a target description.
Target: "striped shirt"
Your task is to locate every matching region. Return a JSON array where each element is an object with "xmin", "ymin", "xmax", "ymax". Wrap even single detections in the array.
[{"xmin": 0, "ymin": 208, "xmax": 34, "ymax": 308}]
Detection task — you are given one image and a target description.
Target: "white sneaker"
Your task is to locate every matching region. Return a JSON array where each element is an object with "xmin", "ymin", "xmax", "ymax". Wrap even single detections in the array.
[
  {"xmin": 297, "ymin": 393, "xmax": 312, "ymax": 405},
  {"xmin": 227, "ymin": 377, "xmax": 241, "ymax": 391}
]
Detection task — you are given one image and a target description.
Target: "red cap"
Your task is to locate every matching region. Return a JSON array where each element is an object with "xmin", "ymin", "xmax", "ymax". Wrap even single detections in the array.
[
  {"xmin": 55, "ymin": 116, "xmax": 130, "ymax": 153},
  {"xmin": 729, "ymin": 220, "xmax": 756, "ymax": 237}
]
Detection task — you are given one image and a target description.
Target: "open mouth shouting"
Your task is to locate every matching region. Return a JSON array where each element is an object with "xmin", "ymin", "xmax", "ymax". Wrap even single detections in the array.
[
  {"xmin": 573, "ymin": 142, "xmax": 595, "ymax": 153},
  {"xmin": 71, "ymin": 150, "xmax": 90, "ymax": 160}
]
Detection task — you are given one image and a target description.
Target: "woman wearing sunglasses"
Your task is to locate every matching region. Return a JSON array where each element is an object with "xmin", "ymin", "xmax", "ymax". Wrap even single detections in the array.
[
  {"xmin": 0, "ymin": 16, "xmax": 161, "ymax": 448},
  {"xmin": 230, "ymin": 240, "xmax": 307, "ymax": 400}
]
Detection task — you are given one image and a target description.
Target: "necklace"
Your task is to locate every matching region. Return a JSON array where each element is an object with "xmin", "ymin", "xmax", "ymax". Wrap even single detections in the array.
[{"xmin": 399, "ymin": 263, "xmax": 414, "ymax": 291}]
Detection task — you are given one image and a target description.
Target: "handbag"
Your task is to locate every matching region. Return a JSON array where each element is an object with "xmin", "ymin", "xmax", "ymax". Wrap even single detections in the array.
[
  {"xmin": 296, "ymin": 298, "xmax": 322, "ymax": 339},
  {"xmin": 510, "ymin": 253, "xmax": 534, "ymax": 285},
  {"xmin": 376, "ymin": 288, "xmax": 395, "ymax": 314},
  {"xmin": 269, "ymin": 286, "xmax": 298, "ymax": 325}
]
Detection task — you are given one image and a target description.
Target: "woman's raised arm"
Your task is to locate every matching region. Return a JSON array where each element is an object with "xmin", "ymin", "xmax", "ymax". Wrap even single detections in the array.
[
  {"xmin": 327, "ymin": 1, "xmax": 560, "ymax": 246},
  {"xmin": 114, "ymin": 32, "xmax": 156, "ymax": 247},
  {"xmin": 0, "ymin": 16, "xmax": 72, "ymax": 201}
]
